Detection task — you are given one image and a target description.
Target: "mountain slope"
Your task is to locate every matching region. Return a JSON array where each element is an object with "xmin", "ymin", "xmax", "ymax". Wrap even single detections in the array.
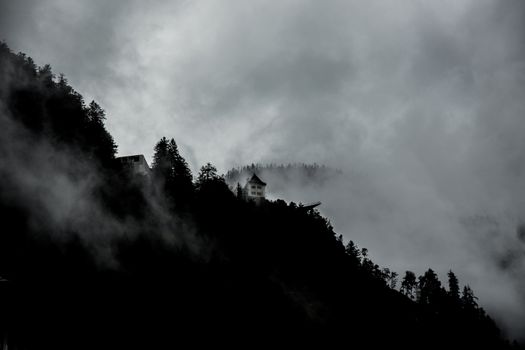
[{"xmin": 0, "ymin": 42, "xmax": 517, "ymax": 349}]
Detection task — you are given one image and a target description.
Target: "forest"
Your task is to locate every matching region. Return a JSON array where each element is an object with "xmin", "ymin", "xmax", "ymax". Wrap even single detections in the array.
[
  {"xmin": 225, "ymin": 163, "xmax": 342, "ymax": 187},
  {"xmin": 0, "ymin": 42, "xmax": 521, "ymax": 349}
]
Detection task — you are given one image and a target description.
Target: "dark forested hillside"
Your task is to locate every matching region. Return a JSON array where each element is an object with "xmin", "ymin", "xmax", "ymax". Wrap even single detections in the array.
[{"xmin": 0, "ymin": 42, "xmax": 520, "ymax": 349}]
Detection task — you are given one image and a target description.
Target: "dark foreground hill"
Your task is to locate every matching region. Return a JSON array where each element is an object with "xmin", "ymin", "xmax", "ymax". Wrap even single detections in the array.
[{"xmin": 0, "ymin": 42, "xmax": 520, "ymax": 349}]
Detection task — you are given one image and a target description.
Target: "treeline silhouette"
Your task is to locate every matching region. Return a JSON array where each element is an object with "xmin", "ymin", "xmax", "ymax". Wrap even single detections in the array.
[
  {"xmin": 226, "ymin": 163, "xmax": 342, "ymax": 189},
  {"xmin": 0, "ymin": 42, "xmax": 520, "ymax": 349}
]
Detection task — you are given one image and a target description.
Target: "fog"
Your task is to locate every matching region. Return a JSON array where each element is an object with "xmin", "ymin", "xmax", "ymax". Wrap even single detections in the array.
[
  {"xmin": 2, "ymin": 0, "xmax": 525, "ymax": 338},
  {"xmin": 0, "ymin": 101, "xmax": 202, "ymax": 269}
]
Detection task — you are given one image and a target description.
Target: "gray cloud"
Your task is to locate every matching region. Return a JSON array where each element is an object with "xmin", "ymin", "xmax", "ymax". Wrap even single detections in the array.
[{"xmin": 2, "ymin": 0, "xmax": 525, "ymax": 338}]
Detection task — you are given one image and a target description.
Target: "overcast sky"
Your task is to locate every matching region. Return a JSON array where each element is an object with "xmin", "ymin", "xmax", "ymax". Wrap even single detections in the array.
[{"xmin": 2, "ymin": 0, "xmax": 525, "ymax": 338}]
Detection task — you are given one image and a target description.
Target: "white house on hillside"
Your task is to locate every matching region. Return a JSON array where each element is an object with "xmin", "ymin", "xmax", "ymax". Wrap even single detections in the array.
[{"xmin": 243, "ymin": 174, "xmax": 266, "ymax": 204}]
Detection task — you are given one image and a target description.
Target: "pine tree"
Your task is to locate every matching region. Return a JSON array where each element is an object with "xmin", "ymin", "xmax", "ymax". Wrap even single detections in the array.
[
  {"xmin": 344, "ymin": 240, "xmax": 362, "ymax": 267},
  {"xmin": 381, "ymin": 269, "xmax": 398, "ymax": 289},
  {"xmin": 195, "ymin": 162, "xmax": 231, "ymax": 201},
  {"xmin": 168, "ymin": 140, "xmax": 192, "ymax": 181},
  {"xmin": 38, "ymin": 63, "xmax": 54, "ymax": 86},
  {"xmin": 196, "ymin": 162, "xmax": 221, "ymax": 186},
  {"xmin": 152, "ymin": 137, "xmax": 194, "ymax": 206},
  {"xmin": 168, "ymin": 138, "xmax": 194, "ymax": 201},
  {"xmin": 417, "ymin": 269, "xmax": 442, "ymax": 305},
  {"xmin": 447, "ymin": 270, "xmax": 460, "ymax": 300},
  {"xmin": 236, "ymin": 182, "xmax": 243, "ymax": 198},
  {"xmin": 87, "ymin": 101, "xmax": 106, "ymax": 124},
  {"xmin": 461, "ymin": 285, "xmax": 478, "ymax": 309},
  {"xmin": 152, "ymin": 137, "xmax": 171, "ymax": 180},
  {"xmin": 400, "ymin": 271, "xmax": 417, "ymax": 300},
  {"xmin": 83, "ymin": 101, "xmax": 117, "ymax": 164}
]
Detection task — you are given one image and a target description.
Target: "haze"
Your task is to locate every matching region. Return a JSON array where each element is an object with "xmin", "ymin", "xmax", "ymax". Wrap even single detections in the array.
[{"xmin": 1, "ymin": 0, "xmax": 524, "ymax": 338}]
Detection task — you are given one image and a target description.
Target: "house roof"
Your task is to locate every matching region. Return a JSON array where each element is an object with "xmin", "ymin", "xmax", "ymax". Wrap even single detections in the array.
[
  {"xmin": 248, "ymin": 173, "xmax": 266, "ymax": 186},
  {"xmin": 116, "ymin": 154, "xmax": 146, "ymax": 160}
]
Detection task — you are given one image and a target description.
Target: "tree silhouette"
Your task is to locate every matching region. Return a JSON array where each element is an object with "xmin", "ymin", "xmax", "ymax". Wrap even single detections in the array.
[
  {"xmin": 417, "ymin": 269, "xmax": 443, "ymax": 305},
  {"xmin": 382, "ymin": 268, "xmax": 398, "ymax": 289},
  {"xmin": 236, "ymin": 182, "xmax": 243, "ymax": 198},
  {"xmin": 85, "ymin": 101, "xmax": 117, "ymax": 165},
  {"xmin": 169, "ymin": 139, "xmax": 193, "ymax": 184},
  {"xmin": 168, "ymin": 138, "xmax": 194, "ymax": 205},
  {"xmin": 462, "ymin": 285, "xmax": 478, "ymax": 309},
  {"xmin": 345, "ymin": 240, "xmax": 362, "ymax": 267},
  {"xmin": 400, "ymin": 271, "xmax": 417, "ymax": 300},
  {"xmin": 38, "ymin": 63, "xmax": 54, "ymax": 86},
  {"xmin": 447, "ymin": 270, "xmax": 460, "ymax": 300},
  {"xmin": 152, "ymin": 137, "xmax": 194, "ymax": 207},
  {"xmin": 152, "ymin": 137, "xmax": 171, "ymax": 179},
  {"xmin": 196, "ymin": 162, "xmax": 221, "ymax": 186}
]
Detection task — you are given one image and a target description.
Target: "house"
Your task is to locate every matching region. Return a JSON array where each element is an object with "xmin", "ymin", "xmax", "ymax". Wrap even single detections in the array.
[
  {"xmin": 243, "ymin": 174, "xmax": 266, "ymax": 204},
  {"xmin": 116, "ymin": 154, "xmax": 151, "ymax": 176}
]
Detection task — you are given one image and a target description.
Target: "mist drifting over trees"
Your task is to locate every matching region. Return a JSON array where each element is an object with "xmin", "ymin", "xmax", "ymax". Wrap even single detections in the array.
[
  {"xmin": 0, "ymin": 42, "xmax": 522, "ymax": 349},
  {"xmin": 3, "ymin": 0, "xmax": 525, "ymax": 341}
]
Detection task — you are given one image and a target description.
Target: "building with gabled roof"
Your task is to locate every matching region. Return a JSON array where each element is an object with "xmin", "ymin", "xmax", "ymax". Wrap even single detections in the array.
[{"xmin": 243, "ymin": 174, "xmax": 266, "ymax": 204}]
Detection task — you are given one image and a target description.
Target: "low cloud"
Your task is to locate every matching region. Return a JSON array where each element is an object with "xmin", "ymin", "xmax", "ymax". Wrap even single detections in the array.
[
  {"xmin": 2, "ymin": 0, "xmax": 525, "ymax": 338},
  {"xmin": 0, "ymin": 102, "xmax": 201, "ymax": 269}
]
